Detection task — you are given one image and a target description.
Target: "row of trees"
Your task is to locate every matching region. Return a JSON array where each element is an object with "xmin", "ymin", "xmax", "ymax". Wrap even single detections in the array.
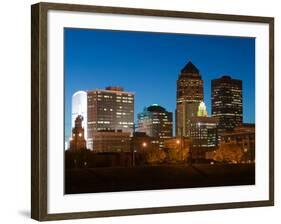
[
  {"xmin": 144, "ymin": 143, "xmax": 252, "ymax": 165},
  {"xmin": 65, "ymin": 143, "xmax": 252, "ymax": 168},
  {"xmin": 213, "ymin": 143, "xmax": 254, "ymax": 164},
  {"xmin": 65, "ymin": 147, "xmax": 190, "ymax": 168},
  {"xmin": 143, "ymin": 147, "xmax": 189, "ymax": 164}
]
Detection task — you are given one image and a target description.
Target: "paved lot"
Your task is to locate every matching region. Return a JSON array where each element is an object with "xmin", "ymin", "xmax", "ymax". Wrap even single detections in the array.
[{"xmin": 65, "ymin": 164, "xmax": 255, "ymax": 194}]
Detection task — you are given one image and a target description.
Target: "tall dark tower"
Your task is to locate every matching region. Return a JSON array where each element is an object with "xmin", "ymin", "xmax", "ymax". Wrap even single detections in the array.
[
  {"xmin": 176, "ymin": 61, "xmax": 203, "ymax": 137},
  {"xmin": 211, "ymin": 75, "xmax": 242, "ymax": 135}
]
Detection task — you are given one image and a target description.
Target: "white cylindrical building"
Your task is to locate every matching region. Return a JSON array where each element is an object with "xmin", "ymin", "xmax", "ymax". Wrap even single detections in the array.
[{"xmin": 72, "ymin": 91, "xmax": 88, "ymax": 148}]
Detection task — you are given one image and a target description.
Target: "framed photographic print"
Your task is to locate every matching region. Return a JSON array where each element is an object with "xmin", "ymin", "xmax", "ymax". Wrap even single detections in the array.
[{"xmin": 31, "ymin": 2, "xmax": 274, "ymax": 221}]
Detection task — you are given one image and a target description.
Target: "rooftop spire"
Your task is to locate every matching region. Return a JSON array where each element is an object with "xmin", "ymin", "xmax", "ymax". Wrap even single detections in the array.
[
  {"xmin": 181, "ymin": 61, "xmax": 199, "ymax": 74},
  {"xmin": 197, "ymin": 101, "xmax": 208, "ymax": 117}
]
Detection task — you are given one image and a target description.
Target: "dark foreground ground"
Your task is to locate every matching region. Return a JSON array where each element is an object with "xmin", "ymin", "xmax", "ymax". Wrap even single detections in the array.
[{"xmin": 65, "ymin": 164, "xmax": 255, "ymax": 194}]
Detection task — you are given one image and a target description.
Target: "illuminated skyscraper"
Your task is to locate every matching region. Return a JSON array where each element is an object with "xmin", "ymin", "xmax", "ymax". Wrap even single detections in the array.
[
  {"xmin": 137, "ymin": 104, "xmax": 173, "ymax": 149},
  {"xmin": 211, "ymin": 76, "xmax": 242, "ymax": 134},
  {"xmin": 176, "ymin": 61, "xmax": 203, "ymax": 137},
  {"xmin": 72, "ymin": 91, "xmax": 87, "ymax": 142},
  {"xmin": 87, "ymin": 86, "xmax": 134, "ymax": 150}
]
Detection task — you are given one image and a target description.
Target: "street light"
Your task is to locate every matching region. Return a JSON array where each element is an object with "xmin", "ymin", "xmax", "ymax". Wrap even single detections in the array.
[
  {"xmin": 176, "ymin": 138, "xmax": 183, "ymax": 162},
  {"xmin": 142, "ymin": 142, "xmax": 147, "ymax": 148}
]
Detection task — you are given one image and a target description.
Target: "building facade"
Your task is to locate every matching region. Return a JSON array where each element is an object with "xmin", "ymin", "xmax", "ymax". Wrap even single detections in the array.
[
  {"xmin": 92, "ymin": 130, "xmax": 131, "ymax": 153},
  {"xmin": 190, "ymin": 102, "xmax": 218, "ymax": 160},
  {"xmin": 87, "ymin": 86, "xmax": 134, "ymax": 150},
  {"xmin": 176, "ymin": 61, "xmax": 204, "ymax": 137},
  {"xmin": 69, "ymin": 115, "xmax": 87, "ymax": 151},
  {"xmin": 137, "ymin": 104, "xmax": 173, "ymax": 149},
  {"xmin": 211, "ymin": 76, "xmax": 242, "ymax": 134},
  {"xmin": 220, "ymin": 124, "xmax": 255, "ymax": 162}
]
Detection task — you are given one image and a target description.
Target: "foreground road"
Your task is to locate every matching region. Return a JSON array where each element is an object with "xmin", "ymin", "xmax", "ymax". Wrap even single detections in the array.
[{"xmin": 65, "ymin": 163, "xmax": 255, "ymax": 194}]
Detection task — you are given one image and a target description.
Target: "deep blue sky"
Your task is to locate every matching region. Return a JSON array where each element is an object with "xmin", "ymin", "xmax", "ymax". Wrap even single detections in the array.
[{"xmin": 64, "ymin": 28, "xmax": 255, "ymax": 140}]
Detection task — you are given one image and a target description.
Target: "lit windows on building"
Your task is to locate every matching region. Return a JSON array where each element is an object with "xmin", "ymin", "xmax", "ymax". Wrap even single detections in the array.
[
  {"xmin": 86, "ymin": 86, "xmax": 134, "ymax": 150},
  {"xmin": 190, "ymin": 117, "xmax": 218, "ymax": 149},
  {"xmin": 189, "ymin": 103, "xmax": 218, "ymax": 160},
  {"xmin": 176, "ymin": 61, "xmax": 204, "ymax": 137},
  {"xmin": 211, "ymin": 76, "xmax": 242, "ymax": 134},
  {"xmin": 137, "ymin": 104, "xmax": 173, "ymax": 149}
]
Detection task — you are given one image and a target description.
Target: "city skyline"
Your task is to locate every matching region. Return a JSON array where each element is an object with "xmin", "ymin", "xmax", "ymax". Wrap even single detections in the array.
[{"xmin": 64, "ymin": 28, "xmax": 255, "ymax": 141}]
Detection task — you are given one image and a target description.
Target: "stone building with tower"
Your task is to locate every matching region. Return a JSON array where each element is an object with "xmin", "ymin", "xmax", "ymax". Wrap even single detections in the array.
[{"xmin": 69, "ymin": 115, "xmax": 87, "ymax": 151}]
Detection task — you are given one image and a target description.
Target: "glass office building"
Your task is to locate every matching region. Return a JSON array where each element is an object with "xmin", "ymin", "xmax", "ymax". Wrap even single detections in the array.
[
  {"xmin": 71, "ymin": 91, "xmax": 88, "ymax": 147},
  {"xmin": 137, "ymin": 104, "xmax": 173, "ymax": 149}
]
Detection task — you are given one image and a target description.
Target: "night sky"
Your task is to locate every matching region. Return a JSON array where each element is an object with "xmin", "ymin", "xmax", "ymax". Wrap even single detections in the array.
[{"xmin": 64, "ymin": 28, "xmax": 255, "ymax": 141}]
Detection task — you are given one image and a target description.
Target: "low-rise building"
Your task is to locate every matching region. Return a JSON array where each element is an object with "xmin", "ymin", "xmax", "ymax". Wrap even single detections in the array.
[
  {"xmin": 163, "ymin": 137, "xmax": 190, "ymax": 151},
  {"xmin": 92, "ymin": 130, "xmax": 131, "ymax": 153},
  {"xmin": 163, "ymin": 137, "xmax": 191, "ymax": 162},
  {"xmin": 220, "ymin": 123, "xmax": 255, "ymax": 162},
  {"xmin": 131, "ymin": 132, "xmax": 154, "ymax": 153}
]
